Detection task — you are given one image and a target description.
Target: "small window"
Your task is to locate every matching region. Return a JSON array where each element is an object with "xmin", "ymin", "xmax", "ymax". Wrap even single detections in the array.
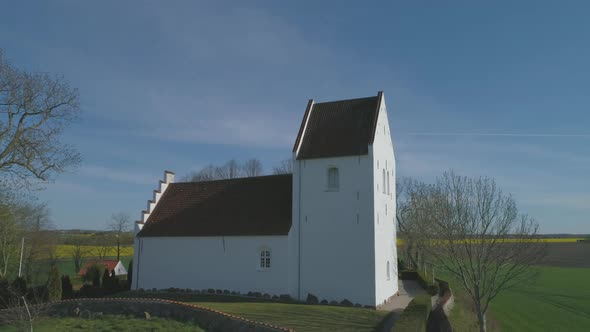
[
  {"xmin": 259, "ymin": 248, "xmax": 271, "ymax": 269},
  {"xmin": 387, "ymin": 171, "xmax": 390, "ymax": 194},
  {"xmin": 382, "ymin": 169, "xmax": 386, "ymax": 194},
  {"xmin": 327, "ymin": 167, "xmax": 339, "ymax": 190},
  {"xmin": 387, "ymin": 261, "xmax": 391, "ymax": 280}
]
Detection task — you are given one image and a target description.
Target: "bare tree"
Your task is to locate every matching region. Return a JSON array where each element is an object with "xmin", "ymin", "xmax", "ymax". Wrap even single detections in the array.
[
  {"xmin": 0, "ymin": 49, "xmax": 80, "ymax": 183},
  {"xmin": 407, "ymin": 171, "xmax": 546, "ymax": 332},
  {"xmin": 272, "ymin": 159, "xmax": 293, "ymax": 174},
  {"xmin": 215, "ymin": 159, "xmax": 242, "ymax": 179},
  {"xmin": 183, "ymin": 164, "xmax": 217, "ymax": 182},
  {"xmin": 109, "ymin": 213, "xmax": 130, "ymax": 261},
  {"xmin": 69, "ymin": 239, "xmax": 89, "ymax": 273},
  {"xmin": 242, "ymin": 158, "xmax": 263, "ymax": 177}
]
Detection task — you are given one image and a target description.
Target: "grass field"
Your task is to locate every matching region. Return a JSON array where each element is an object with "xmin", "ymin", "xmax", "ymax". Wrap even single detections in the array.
[
  {"xmin": 113, "ymin": 292, "xmax": 389, "ymax": 332},
  {"xmin": 438, "ymin": 265, "xmax": 590, "ymax": 331},
  {"xmin": 490, "ymin": 266, "xmax": 590, "ymax": 331},
  {"xmin": 0, "ymin": 315, "xmax": 205, "ymax": 332}
]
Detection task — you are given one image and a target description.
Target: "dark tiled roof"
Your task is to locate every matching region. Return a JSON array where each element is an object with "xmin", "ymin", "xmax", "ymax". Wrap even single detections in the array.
[
  {"xmin": 137, "ymin": 174, "xmax": 292, "ymax": 237},
  {"xmin": 294, "ymin": 92, "xmax": 382, "ymax": 160}
]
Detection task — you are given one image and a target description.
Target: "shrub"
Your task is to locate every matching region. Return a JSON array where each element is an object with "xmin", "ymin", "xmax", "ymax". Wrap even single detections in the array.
[
  {"xmin": 253, "ymin": 292, "xmax": 262, "ymax": 298},
  {"xmin": 223, "ymin": 290, "xmax": 230, "ymax": 295},
  {"xmin": 47, "ymin": 265, "xmax": 62, "ymax": 302},
  {"xmin": 79, "ymin": 284, "xmax": 104, "ymax": 298},
  {"xmin": 340, "ymin": 299, "xmax": 353, "ymax": 307},
  {"xmin": 329, "ymin": 300, "xmax": 339, "ymax": 305},
  {"xmin": 394, "ymin": 295, "xmax": 432, "ymax": 332},
  {"xmin": 320, "ymin": 300, "xmax": 328, "ymax": 305},
  {"xmin": 215, "ymin": 289, "xmax": 222, "ymax": 294},
  {"xmin": 83, "ymin": 264, "xmax": 103, "ymax": 287},
  {"xmin": 262, "ymin": 293, "xmax": 271, "ymax": 299},
  {"xmin": 306, "ymin": 293, "xmax": 319, "ymax": 304},
  {"xmin": 61, "ymin": 275, "xmax": 73, "ymax": 299},
  {"xmin": 127, "ymin": 259, "xmax": 133, "ymax": 290},
  {"xmin": 208, "ymin": 288, "xmax": 215, "ymax": 294},
  {"xmin": 279, "ymin": 294, "xmax": 292, "ymax": 301},
  {"xmin": 12, "ymin": 277, "xmax": 27, "ymax": 296}
]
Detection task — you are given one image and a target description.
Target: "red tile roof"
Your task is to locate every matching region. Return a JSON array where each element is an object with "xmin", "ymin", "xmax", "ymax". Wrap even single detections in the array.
[
  {"xmin": 78, "ymin": 259, "xmax": 120, "ymax": 276},
  {"xmin": 294, "ymin": 93, "xmax": 382, "ymax": 160},
  {"xmin": 137, "ymin": 174, "xmax": 292, "ymax": 237}
]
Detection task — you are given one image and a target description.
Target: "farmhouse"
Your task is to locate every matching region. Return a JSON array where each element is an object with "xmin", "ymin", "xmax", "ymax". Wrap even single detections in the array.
[
  {"xmin": 132, "ymin": 92, "xmax": 398, "ymax": 307},
  {"xmin": 78, "ymin": 259, "xmax": 127, "ymax": 276}
]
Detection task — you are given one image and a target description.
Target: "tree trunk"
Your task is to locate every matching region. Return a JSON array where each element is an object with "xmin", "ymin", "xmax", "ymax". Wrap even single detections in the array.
[{"xmin": 476, "ymin": 307, "xmax": 487, "ymax": 332}]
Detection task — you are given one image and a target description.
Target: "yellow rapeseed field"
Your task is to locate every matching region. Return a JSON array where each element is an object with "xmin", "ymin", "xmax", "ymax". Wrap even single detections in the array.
[{"xmin": 55, "ymin": 245, "xmax": 134, "ymax": 259}]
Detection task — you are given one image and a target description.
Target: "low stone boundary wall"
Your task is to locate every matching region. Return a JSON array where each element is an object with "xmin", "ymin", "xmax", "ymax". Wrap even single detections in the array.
[{"xmin": 0, "ymin": 298, "xmax": 292, "ymax": 332}]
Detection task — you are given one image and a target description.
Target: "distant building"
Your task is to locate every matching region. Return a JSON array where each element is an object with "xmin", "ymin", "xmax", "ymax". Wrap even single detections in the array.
[
  {"xmin": 132, "ymin": 92, "xmax": 398, "ymax": 307},
  {"xmin": 78, "ymin": 259, "xmax": 127, "ymax": 276}
]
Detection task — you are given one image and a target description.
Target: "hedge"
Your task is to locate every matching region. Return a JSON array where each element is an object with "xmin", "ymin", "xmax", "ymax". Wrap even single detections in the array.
[
  {"xmin": 401, "ymin": 269, "xmax": 440, "ymax": 296},
  {"xmin": 393, "ymin": 294, "xmax": 432, "ymax": 332}
]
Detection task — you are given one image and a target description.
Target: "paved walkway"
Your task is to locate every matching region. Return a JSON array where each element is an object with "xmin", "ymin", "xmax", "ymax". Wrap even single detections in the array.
[{"xmin": 378, "ymin": 279, "xmax": 428, "ymax": 331}]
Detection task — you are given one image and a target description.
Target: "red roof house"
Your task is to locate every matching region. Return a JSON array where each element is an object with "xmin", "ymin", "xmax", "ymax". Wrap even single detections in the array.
[{"xmin": 78, "ymin": 259, "xmax": 127, "ymax": 276}]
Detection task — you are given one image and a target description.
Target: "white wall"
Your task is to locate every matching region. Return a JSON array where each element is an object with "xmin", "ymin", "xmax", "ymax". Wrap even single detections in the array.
[
  {"xmin": 135, "ymin": 236, "xmax": 289, "ymax": 295},
  {"xmin": 289, "ymin": 154, "xmax": 376, "ymax": 305},
  {"xmin": 371, "ymin": 96, "xmax": 399, "ymax": 306}
]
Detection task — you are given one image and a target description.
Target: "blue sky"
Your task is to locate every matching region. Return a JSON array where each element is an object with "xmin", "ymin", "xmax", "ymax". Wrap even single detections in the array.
[{"xmin": 1, "ymin": 1, "xmax": 588, "ymax": 233}]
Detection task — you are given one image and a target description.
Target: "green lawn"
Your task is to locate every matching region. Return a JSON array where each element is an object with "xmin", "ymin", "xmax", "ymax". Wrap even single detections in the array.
[
  {"xmin": 490, "ymin": 266, "xmax": 590, "ymax": 331},
  {"xmin": 114, "ymin": 292, "xmax": 390, "ymax": 332},
  {"xmin": 438, "ymin": 266, "xmax": 590, "ymax": 331},
  {"xmin": 0, "ymin": 315, "xmax": 205, "ymax": 332}
]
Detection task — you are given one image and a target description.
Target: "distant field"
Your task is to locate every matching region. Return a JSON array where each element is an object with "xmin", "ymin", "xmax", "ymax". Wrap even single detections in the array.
[
  {"xmin": 539, "ymin": 243, "xmax": 590, "ymax": 268},
  {"xmin": 396, "ymin": 238, "xmax": 586, "ymax": 246},
  {"xmin": 54, "ymin": 245, "xmax": 133, "ymax": 259}
]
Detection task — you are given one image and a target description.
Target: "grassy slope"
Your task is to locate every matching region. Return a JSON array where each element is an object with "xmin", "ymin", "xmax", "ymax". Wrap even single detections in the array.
[
  {"xmin": 189, "ymin": 302, "xmax": 388, "ymax": 332},
  {"xmin": 113, "ymin": 292, "xmax": 389, "ymax": 332},
  {"xmin": 0, "ymin": 315, "xmax": 205, "ymax": 332}
]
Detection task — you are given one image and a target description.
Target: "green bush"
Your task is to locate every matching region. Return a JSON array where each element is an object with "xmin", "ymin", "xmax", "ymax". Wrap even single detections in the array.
[
  {"xmin": 47, "ymin": 265, "xmax": 62, "ymax": 302},
  {"xmin": 11, "ymin": 277, "xmax": 27, "ymax": 296},
  {"xmin": 61, "ymin": 275, "xmax": 73, "ymax": 299},
  {"xmin": 83, "ymin": 264, "xmax": 103, "ymax": 287},
  {"xmin": 394, "ymin": 295, "xmax": 432, "ymax": 332}
]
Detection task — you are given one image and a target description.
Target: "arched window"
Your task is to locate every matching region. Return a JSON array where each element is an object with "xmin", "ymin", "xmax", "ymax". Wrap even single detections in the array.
[
  {"xmin": 259, "ymin": 248, "xmax": 271, "ymax": 269},
  {"xmin": 386, "ymin": 261, "xmax": 391, "ymax": 280},
  {"xmin": 327, "ymin": 167, "xmax": 339, "ymax": 190},
  {"xmin": 382, "ymin": 169, "xmax": 386, "ymax": 193},
  {"xmin": 387, "ymin": 171, "xmax": 390, "ymax": 194}
]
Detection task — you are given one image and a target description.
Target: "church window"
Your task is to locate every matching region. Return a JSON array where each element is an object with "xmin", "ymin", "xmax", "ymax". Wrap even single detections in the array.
[
  {"xmin": 382, "ymin": 169, "xmax": 386, "ymax": 193},
  {"xmin": 327, "ymin": 167, "xmax": 339, "ymax": 190},
  {"xmin": 387, "ymin": 171, "xmax": 390, "ymax": 194},
  {"xmin": 259, "ymin": 248, "xmax": 271, "ymax": 269},
  {"xmin": 387, "ymin": 261, "xmax": 391, "ymax": 280}
]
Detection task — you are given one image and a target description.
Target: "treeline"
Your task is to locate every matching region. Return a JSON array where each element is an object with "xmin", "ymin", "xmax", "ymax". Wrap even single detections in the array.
[{"xmin": 182, "ymin": 158, "xmax": 293, "ymax": 182}]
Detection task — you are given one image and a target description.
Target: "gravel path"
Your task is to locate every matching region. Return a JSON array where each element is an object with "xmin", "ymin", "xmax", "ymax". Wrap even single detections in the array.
[{"xmin": 378, "ymin": 280, "xmax": 428, "ymax": 331}]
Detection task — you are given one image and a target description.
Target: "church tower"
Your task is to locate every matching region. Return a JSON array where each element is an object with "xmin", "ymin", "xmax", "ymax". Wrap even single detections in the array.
[{"xmin": 288, "ymin": 91, "xmax": 398, "ymax": 307}]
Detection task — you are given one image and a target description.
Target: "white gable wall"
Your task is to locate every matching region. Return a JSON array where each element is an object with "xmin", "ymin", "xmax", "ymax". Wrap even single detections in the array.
[
  {"xmin": 370, "ymin": 96, "xmax": 399, "ymax": 306},
  {"xmin": 135, "ymin": 235, "xmax": 288, "ymax": 294},
  {"xmin": 289, "ymin": 154, "xmax": 376, "ymax": 305}
]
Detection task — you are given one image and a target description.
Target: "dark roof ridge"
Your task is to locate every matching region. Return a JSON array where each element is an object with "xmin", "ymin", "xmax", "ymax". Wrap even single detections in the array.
[
  {"xmin": 175, "ymin": 173, "xmax": 292, "ymax": 186},
  {"xmin": 313, "ymin": 95, "xmax": 378, "ymax": 105}
]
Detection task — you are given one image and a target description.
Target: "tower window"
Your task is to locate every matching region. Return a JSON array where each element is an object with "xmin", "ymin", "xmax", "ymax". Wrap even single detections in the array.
[
  {"xmin": 387, "ymin": 171, "xmax": 390, "ymax": 194},
  {"xmin": 387, "ymin": 261, "xmax": 391, "ymax": 280},
  {"xmin": 382, "ymin": 169, "xmax": 386, "ymax": 194},
  {"xmin": 327, "ymin": 167, "xmax": 339, "ymax": 190},
  {"xmin": 259, "ymin": 248, "xmax": 271, "ymax": 270}
]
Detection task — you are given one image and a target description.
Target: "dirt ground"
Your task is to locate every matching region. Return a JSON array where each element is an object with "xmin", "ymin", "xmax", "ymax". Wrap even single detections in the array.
[{"xmin": 538, "ymin": 243, "xmax": 590, "ymax": 268}]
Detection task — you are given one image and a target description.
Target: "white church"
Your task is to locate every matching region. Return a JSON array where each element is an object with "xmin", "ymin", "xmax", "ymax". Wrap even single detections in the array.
[{"xmin": 132, "ymin": 91, "xmax": 398, "ymax": 307}]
